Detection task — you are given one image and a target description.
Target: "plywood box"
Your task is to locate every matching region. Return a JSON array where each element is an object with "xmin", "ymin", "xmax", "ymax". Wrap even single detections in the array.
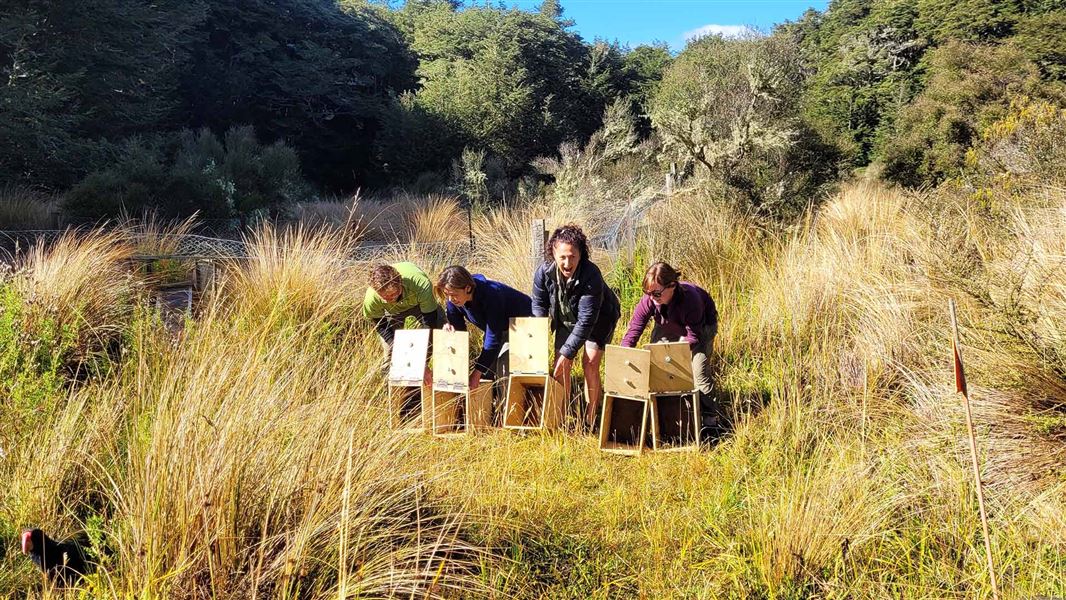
[
  {"xmin": 604, "ymin": 345, "xmax": 651, "ymax": 400},
  {"xmin": 503, "ymin": 374, "xmax": 565, "ymax": 431},
  {"xmin": 649, "ymin": 391, "xmax": 700, "ymax": 452},
  {"xmin": 430, "ymin": 328, "xmax": 493, "ymax": 436},
  {"xmin": 389, "ymin": 384, "xmax": 431, "ymax": 432},
  {"xmin": 599, "ymin": 394, "xmax": 651, "ymax": 456},
  {"xmin": 648, "ymin": 342, "xmax": 694, "ymax": 393},
  {"xmin": 388, "ymin": 329, "xmax": 432, "ymax": 432},
  {"xmin": 503, "ymin": 317, "xmax": 567, "ymax": 432},
  {"xmin": 431, "ymin": 386, "xmax": 493, "ymax": 437}
]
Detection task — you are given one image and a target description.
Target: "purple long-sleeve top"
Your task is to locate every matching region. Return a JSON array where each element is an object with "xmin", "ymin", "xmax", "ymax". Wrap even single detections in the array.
[{"xmin": 620, "ymin": 281, "xmax": 717, "ymax": 349}]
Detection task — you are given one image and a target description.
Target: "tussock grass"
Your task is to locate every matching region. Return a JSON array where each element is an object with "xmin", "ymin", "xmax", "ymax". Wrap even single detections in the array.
[
  {"xmin": 10, "ymin": 228, "xmax": 139, "ymax": 361},
  {"xmin": 0, "ymin": 185, "xmax": 56, "ymax": 230},
  {"xmin": 3, "ymin": 180, "xmax": 1066, "ymax": 598},
  {"xmin": 408, "ymin": 196, "xmax": 467, "ymax": 244},
  {"xmin": 224, "ymin": 223, "xmax": 364, "ymax": 326}
]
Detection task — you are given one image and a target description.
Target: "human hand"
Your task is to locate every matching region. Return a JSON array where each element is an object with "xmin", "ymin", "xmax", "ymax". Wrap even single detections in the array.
[
  {"xmin": 552, "ymin": 355, "xmax": 573, "ymax": 382},
  {"xmin": 423, "ymin": 366, "xmax": 432, "ymax": 386},
  {"xmin": 469, "ymin": 369, "xmax": 483, "ymax": 390},
  {"xmin": 442, "ymin": 323, "xmax": 455, "ymax": 332}
]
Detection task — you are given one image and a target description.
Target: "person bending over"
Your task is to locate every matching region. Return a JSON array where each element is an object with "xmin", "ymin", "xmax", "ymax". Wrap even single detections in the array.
[
  {"xmin": 620, "ymin": 261, "xmax": 719, "ymax": 431},
  {"xmin": 437, "ymin": 265, "xmax": 533, "ymax": 391},
  {"xmin": 532, "ymin": 224, "xmax": 621, "ymax": 429},
  {"xmin": 363, "ymin": 263, "xmax": 443, "ymax": 362}
]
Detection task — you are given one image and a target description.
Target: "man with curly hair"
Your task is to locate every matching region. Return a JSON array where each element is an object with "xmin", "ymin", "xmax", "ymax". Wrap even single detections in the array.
[
  {"xmin": 364, "ymin": 263, "xmax": 443, "ymax": 363},
  {"xmin": 531, "ymin": 224, "xmax": 621, "ymax": 430}
]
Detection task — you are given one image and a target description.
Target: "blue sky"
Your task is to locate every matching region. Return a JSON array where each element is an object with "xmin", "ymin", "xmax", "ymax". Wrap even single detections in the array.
[{"xmin": 505, "ymin": 0, "xmax": 830, "ymax": 51}]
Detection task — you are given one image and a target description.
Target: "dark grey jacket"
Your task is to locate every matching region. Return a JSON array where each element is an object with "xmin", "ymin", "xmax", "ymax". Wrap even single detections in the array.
[{"xmin": 531, "ymin": 259, "xmax": 620, "ymax": 359}]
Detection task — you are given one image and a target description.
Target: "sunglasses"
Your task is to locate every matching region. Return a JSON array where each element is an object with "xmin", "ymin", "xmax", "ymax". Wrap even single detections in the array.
[{"xmin": 647, "ymin": 282, "xmax": 676, "ymax": 299}]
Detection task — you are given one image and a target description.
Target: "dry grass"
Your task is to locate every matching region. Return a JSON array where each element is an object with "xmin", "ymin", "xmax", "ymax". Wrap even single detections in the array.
[
  {"xmin": 11, "ymin": 228, "xmax": 139, "ymax": 357},
  {"xmin": 3, "ymin": 179, "xmax": 1066, "ymax": 599},
  {"xmin": 118, "ymin": 212, "xmax": 198, "ymax": 256},
  {"xmin": 407, "ymin": 195, "xmax": 467, "ymax": 244},
  {"xmin": 224, "ymin": 223, "xmax": 365, "ymax": 326},
  {"xmin": 0, "ymin": 185, "xmax": 56, "ymax": 230},
  {"xmin": 93, "ymin": 316, "xmax": 486, "ymax": 598}
]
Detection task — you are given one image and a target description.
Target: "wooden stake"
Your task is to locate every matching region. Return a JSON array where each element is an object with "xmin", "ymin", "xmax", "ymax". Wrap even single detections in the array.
[{"xmin": 949, "ymin": 299, "xmax": 1000, "ymax": 600}]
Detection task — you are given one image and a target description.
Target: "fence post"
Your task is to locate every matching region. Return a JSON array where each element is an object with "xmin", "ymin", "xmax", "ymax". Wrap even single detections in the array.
[
  {"xmin": 625, "ymin": 219, "xmax": 636, "ymax": 263},
  {"xmin": 531, "ymin": 219, "xmax": 547, "ymax": 271}
]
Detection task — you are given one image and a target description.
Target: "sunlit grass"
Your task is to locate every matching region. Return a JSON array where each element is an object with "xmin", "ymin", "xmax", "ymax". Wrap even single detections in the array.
[{"xmin": 2, "ymin": 181, "xmax": 1066, "ymax": 598}]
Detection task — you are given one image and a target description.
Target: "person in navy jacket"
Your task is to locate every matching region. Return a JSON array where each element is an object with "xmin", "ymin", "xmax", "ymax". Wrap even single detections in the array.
[
  {"xmin": 437, "ymin": 265, "xmax": 533, "ymax": 390},
  {"xmin": 531, "ymin": 224, "xmax": 621, "ymax": 429}
]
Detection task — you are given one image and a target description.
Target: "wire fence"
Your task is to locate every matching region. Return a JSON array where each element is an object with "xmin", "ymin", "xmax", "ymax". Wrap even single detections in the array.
[{"xmin": 0, "ymin": 176, "xmax": 679, "ymax": 281}]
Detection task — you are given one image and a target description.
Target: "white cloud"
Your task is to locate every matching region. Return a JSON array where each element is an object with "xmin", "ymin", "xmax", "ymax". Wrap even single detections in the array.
[{"xmin": 683, "ymin": 24, "xmax": 758, "ymax": 42}]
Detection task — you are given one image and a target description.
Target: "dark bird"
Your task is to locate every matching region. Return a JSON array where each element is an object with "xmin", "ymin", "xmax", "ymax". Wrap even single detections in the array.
[{"xmin": 20, "ymin": 528, "xmax": 90, "ymax": 586}]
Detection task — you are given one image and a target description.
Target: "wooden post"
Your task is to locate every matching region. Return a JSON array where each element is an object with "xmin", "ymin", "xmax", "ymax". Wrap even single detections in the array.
[
  {"xmin": 624, "ymin": 220, "xmax": 636, "ymax": 263},
  {"xmin": 531, "ymin": 219, "xmax": 547, "ymax": 272},
  {"xmin": 949, "ymin": 299, "xmax": 1000, "ymax": 600}
]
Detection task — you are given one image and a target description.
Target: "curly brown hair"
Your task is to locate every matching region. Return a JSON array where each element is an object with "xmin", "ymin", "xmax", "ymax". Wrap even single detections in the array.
[
  {"xmin": 543, "ymin": 224, "xmax": 590, "ymax": 263},
  {"xmin": 369, "ymin": 264, "xmax": 402, "ymax": 293}
]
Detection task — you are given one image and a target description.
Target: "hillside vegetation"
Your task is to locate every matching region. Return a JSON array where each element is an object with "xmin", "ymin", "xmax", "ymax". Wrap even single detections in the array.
[
  {"xmin": 3, "ymin": 0, "xmax": 1066, "ymax": 597},
  {"xmin": 3, "ymin": 97, "xmax": 1066, "ymax": 596}
]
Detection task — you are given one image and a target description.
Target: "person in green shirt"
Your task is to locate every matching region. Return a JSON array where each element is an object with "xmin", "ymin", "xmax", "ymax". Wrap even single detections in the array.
[{"xmin": 363, "ymin": 262, "xmax": 443, "ymax": 359}]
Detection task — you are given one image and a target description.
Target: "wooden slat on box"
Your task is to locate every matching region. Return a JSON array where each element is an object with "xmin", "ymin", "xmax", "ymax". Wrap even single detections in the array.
[
  {"xmin": 648, "ymin": 341, "xmax": 694, "ymax": 393},
  {"xmin": 604, "ymin": 344, "xmax": 651, "ymax": 400},
  {"xmin": 509, "ymin": 317, "xmax": 551, "ymax": 374}
]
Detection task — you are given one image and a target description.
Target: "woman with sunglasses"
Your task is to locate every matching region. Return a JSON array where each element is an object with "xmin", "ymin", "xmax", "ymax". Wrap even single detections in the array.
[
  {"xmin": 620, "ymin": 262, "xmax": 718, "ymax": 431},
  {"xmin": 532, "ymin": 224, "xmax": 621, "ymax": 430}
]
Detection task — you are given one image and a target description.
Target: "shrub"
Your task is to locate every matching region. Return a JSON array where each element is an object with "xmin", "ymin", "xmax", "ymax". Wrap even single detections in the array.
[
  {"xmin": 880, "ymin": 41, "xmax": 1066, "ymax": 188},
  {"xmin": 63, "ymin": 127, "xmax": 312, "ymax": 221}
]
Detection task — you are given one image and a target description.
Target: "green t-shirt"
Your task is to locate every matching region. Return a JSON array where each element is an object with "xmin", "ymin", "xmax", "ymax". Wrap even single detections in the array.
[{"xmin": 362, "ymin": 262, "xmax": 439, "ymax": 320}]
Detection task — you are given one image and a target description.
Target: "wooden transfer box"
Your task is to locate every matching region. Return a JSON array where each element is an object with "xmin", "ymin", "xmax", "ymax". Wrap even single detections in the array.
[
  {"xmin": 388, "ymin": 329, "xmax": 431, "ymax": 432},
  {"xmin": 650, "ymin": 391, "xmax": 700, "ymax": 452},
  {"xmin": 504, "ymin": 317, "xmax": 565, "ymax": 431},
  {"xmin": 504, "ymin": 373, "xmax": 565, "ymax": 431},
  {"xmin": 599, "ymin": 395, "xmax": 651, "ymax": 456},
  {"xmin": 604, "ymin": 345, "xmax": 652, "ymax": 400},
  {"xmin": 389, "ymin": 384, "xmax": 431, "ymax": 432},
  {"xmin": 648, "ymin": 342, "xmax": 694, "ymax": 393},
  {"xmin": 431, "ymin": 329, "xmax": 492, "ymax": 436},
  {"xmin": 600, "ymin": 345, "xmax": 653, "ymax": 455}
]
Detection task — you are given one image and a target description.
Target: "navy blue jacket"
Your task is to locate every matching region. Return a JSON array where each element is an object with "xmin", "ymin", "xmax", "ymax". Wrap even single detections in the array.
[
  {"xmin": 531, "ymin": 259, "xmax": 621, "ymax": 360},
  {"xmin": 445, "ymin": 274, "xmax": 533, "ymax": 375}
]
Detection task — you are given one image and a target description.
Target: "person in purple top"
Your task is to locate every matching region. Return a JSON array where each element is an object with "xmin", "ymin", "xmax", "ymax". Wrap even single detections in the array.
[
  {"xmin": 620, "ymin": 261, "xmax": 719, "ymax": 429},
  {"xmin": 437, "ymin": 265, "xmax": 533, "ymax": 391}
]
